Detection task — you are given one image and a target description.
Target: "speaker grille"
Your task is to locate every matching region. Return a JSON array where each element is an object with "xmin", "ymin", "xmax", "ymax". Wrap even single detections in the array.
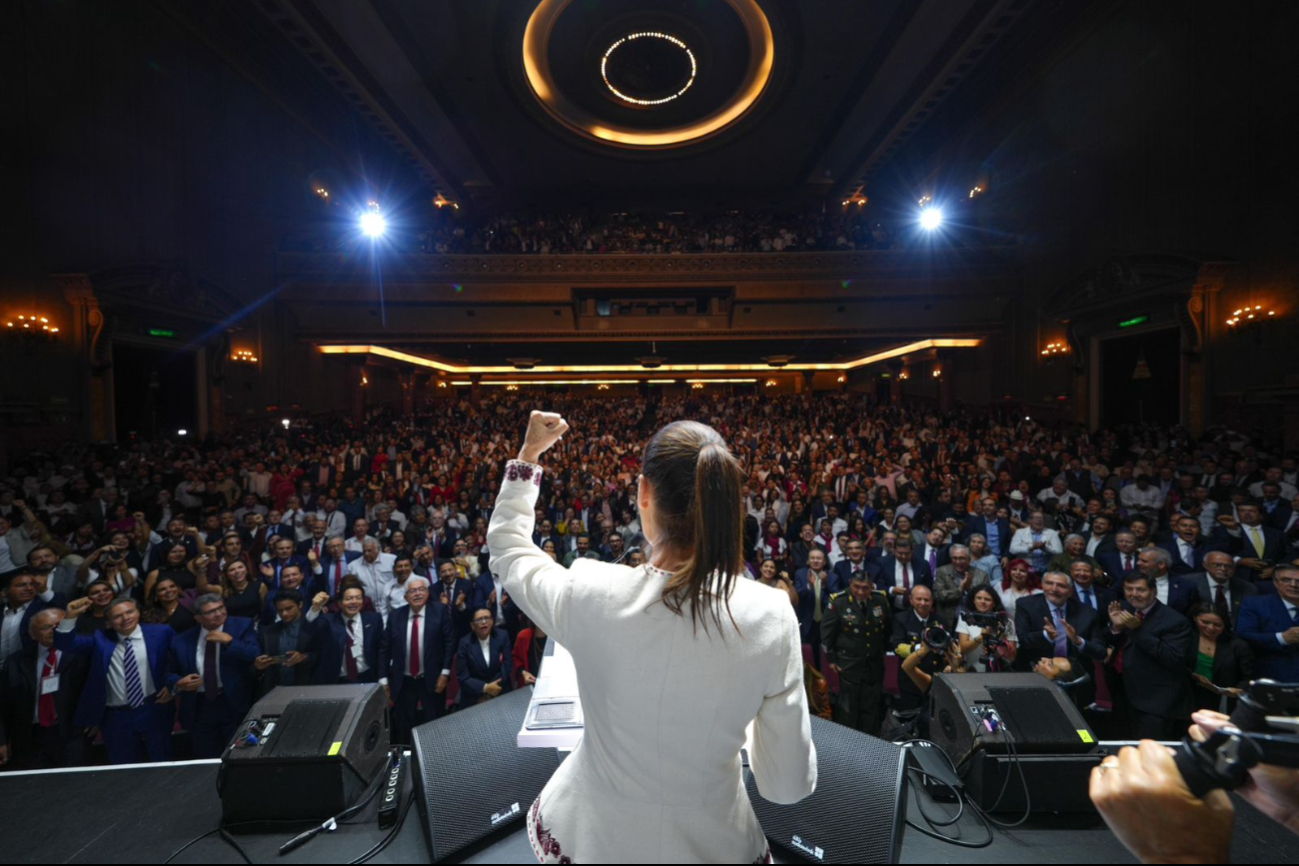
[
  {"xmin": 411, "ymin": 689, "xmax": 561, "ymax": 862},
  {"xmin": 745, "ymin": 716, "xmax": 907, "ymax": 864}
]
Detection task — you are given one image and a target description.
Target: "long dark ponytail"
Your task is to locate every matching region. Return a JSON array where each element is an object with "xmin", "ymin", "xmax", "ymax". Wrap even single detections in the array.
[{"xmin": 641, "ymin": 421, "xmax": 746, "ymax": 634}]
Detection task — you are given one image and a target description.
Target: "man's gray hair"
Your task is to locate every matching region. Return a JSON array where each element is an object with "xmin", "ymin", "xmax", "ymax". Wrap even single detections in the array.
[
  {"xmin": 194, "ymin": 593, "xmax": 224, "ymax": 613},
  {"xmin": 949, "ymin": 544, "xmax": 970, "ymax": 557},
  {"xmin": 1146, "ymin": 547, "xmax": 1173, "ymax": 569}
]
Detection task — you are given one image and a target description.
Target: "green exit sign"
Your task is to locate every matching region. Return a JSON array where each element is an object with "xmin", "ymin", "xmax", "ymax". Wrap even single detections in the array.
[
  {"xmin": 148, "ymin": 328, "xmax": 178, "ymax": 338},
  {"xmin": 1117, "ymin": 315, "xmax": 1150, "ymax": 329}
]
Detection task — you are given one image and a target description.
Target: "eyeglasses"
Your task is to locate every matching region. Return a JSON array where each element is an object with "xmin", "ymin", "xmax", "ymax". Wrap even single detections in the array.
[
  {"xmin": 471, "ymin": 616, "xmax": 493, "ymax": 624},
  {"xmin": 1275, "ymin": 576, "xmax": 1299, "ymax": 587}
]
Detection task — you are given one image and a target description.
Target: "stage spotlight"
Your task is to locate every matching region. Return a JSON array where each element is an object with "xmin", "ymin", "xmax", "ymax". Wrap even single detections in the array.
[
  {"xmin": 177, "ymin": 429, "xmax": 188, "ymax": 436},
  {"xmin": 919, "ymin": 206, "xmax": 943, "ymax": 231},
  {"xmin": 281, "ymin": 418, "xmax": 291, "ymax": 429},
  {"xmin": 360, "ymin": 210, "xmax": 387, "ymax": 238}
]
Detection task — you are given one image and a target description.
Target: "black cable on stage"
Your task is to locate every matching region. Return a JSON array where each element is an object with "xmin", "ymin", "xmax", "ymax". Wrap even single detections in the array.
[
  {"xmin": 277, "ymin": 750, "xmax": 397, "ymax": 855},
  {"xmin": 220, "ymin": 827, "xmax": 254, "ymax": 864},
  {"xmin": 898, "ymin": 738, "xmax": 994, "ymax": 849},
  {"xmin": 969, "ymin": 725, "xmax": 1033, "ymax": 829},
  {"xmin": 346, "ymin": 790, "xmax": 415, "ymax": 864},
  {"xmin": 164, "ymin": 750, "xmax": 399, "ymax": 864}
]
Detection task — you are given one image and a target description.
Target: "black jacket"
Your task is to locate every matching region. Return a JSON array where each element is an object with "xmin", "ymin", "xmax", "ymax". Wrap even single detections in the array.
[
  {"xmin": 1103, "ymin": 600, "xmax": 1194, "ymax": 719},
  {"xmin": 0, "ymin": 644, "xmax": 90, "ymax": 750}
]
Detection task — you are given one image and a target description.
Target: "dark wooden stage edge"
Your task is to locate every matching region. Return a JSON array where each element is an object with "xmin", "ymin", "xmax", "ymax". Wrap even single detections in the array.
[{"xmin": 0, "ymin": 758, "xmax": 1294, "ymax": 864}]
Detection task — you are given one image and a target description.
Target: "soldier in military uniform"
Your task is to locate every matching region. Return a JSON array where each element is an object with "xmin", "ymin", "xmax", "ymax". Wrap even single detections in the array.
[{"xmin": 822, "ymin": 570, "xmax": 892, "ymax": 735}]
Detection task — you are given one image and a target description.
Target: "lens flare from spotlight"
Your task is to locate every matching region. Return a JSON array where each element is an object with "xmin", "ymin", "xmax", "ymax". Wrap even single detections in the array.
[
  {"xmin": 919, "ymin": 207, "xmax": 943, "ymax": 231},
  {"xmin": 360, "ymin": 211, "xmax": 387, "ymax": 237}
]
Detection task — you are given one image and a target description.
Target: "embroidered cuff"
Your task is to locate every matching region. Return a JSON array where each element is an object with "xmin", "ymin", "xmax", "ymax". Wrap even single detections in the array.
[{"xmin": 504, "ymin": 459, "xmax": 544, "ymax": 488}]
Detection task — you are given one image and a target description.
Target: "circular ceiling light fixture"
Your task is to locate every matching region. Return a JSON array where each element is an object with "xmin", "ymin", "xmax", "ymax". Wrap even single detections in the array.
[
  {"xmin": 522, "ymin": 0, "xmax": 774, "ymax": 149},
  {"xmin": 601, "ymin": 32, "xmax": 697, "ymax": 107}
]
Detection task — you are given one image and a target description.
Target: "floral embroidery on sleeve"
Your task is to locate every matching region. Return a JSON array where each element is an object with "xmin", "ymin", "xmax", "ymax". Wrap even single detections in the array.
[
  {"xmin": 505, "ymin": 460, "xmax": 543, "ymax": 486},
  {"xmin": 530, "ymin": 798, "xmax": 573, "ymax": 863}
]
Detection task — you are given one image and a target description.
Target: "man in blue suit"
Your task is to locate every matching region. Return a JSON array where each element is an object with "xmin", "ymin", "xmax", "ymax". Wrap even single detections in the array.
[
  {"xmin": 55, "ymin": 595, "xmax": 178, "ymax": 764},
  {"xmin": 1235, "ymin": 563, "xmax": 1299, "ymax": 681},
  {"xmin": 308, "ymin": 537, "xmax": 362, "ymax": 602},
  {"xmin": 794, "ymin": 549, "xmax": 833, "ymax": 668},
  {"xmin": 259, "ymin": 536, "xmax": 311, "ymax": 592},
  {"xmin": 1097, "ymin": 531, "xmax": 1142, "ymax": 585},
  {"xmin": 871, "ymin": 538, "xmax": 932, "ymax": 612},
  {"xmin": 830, "ymin": 539, "xmax": 873, "ymax": 594},
  {"xmin": 172, "ymin": 594, "xmax": 260, "ymax": 758},
  {"xmin": 309, "ymin": 584, "xmax": 383, "ymax": 684},
  {"xmin": 380, "ymin": 577, "xmax": 454, "ymax": 745},
  {"xmin": 456, "ymin": 608, "xmax": 513, "ymax": 705},
  {"xmin": 966, "ymin": 498, "xmax": 1011, "ymax": 559}
]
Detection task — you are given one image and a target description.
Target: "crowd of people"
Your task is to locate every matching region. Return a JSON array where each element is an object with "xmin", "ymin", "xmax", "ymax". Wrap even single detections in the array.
[
  {"xmin": 1, "ymin": 390, "xmax": 1297, "ymax": 768},
  {"xmin": 281, "ymin": 206, "xmax": 905, "ymax": 255}
]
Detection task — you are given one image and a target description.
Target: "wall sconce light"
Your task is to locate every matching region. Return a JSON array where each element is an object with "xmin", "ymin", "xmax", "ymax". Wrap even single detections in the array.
[
  {"xmin": 691, "ymin": 382, "xmax": 704, "ymax": 390},
  {"xmin": 1040, "ymin": 340, "xmax": 1068, "ymax": 357},
  {"xmin": 436, "ymin": 381, "xmax": 448, "ymax": 389},
  {"xmin": 361, "ymin": 374, "xmax": 369, "ymax": 386},
  {"xmin": 898, "ymin": 370, "xmax": 910, "ymax": 381},
  {"xmin": 764, "ymin": 379, "xmax": 777, "ymax": 387},
  {"xmin": 932, "ymin": 368, "xmax": 942, "ymax": 378},
  {"xmin": 5, "ymin": 313, "xmax": 60, "ymax": 341},
  {"xmin": 968, "ymin": 184, "xmax": 985, "ymax": 199},
  {"xmin": 917, "ymin": 194, "xmax": 932, "ymax": 207},
  {"xmin": 836, "ymin": 375, "xmax": 846, "ymax": 383},
  {"xmin": 232, "ymin": 349, "xmax": 259, "ymax": 363},
  {"xmin": 597, "ymin": 384, "xmax": 610, "ymax": 390},
  {"xmin": 506, "ymin": 384, "xmax": 519, "ymax": 391},
  {"xmin": 1226, "ymin": 304, "xmax": 1277, "ymax": 328}
]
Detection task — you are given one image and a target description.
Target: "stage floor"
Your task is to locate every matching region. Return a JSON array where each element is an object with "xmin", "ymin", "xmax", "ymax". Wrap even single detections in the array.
[{"xmin": 0, "ymin": 759, "xmax": 1295, "ymax": 864}]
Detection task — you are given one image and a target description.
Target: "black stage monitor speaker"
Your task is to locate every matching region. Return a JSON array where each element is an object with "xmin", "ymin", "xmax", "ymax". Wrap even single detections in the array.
[
  {"xmin": 744, "ymin": 715, "xmax": 908, "ymax": 864},
  {"xmin": 218, "ymin": 684, "xmax": 389, "ymax": 824},
  {"xmin": 411, "ymin": 688, "xmax": 562, "ymax": 862},
  {"xmin": 928, "ymin": 672, "xmax": 1097, "ymax": 767}
]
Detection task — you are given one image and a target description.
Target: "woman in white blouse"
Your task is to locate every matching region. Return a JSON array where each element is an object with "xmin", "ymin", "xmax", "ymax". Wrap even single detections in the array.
[
  {"xmin": 997, "ymin": 557, "xmax": 1043, "ymax": 615},
  {"xmin": 488, "ymin": 412, "xmax": 816, "ymax": 864}
]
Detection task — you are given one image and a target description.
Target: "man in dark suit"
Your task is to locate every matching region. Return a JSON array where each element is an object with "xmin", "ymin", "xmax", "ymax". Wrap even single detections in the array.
[
  {"xmin": 1159, "ymin": 516, "xmax": 1215, "ymax": 576},
  {"xmin": 473, "ymin": 570, "xmax": 522, "ymax": 643},
  {"xmin": 1194, "ymin": 551, "xmax": 1258, "ymax": 633},
  {"xmin": 872, "ymin": 539, "xmax": 933, "ymax": 612},
  {"xmin": 54, "ymin": 595, "xmax": 179, "ymax": 763},
  {"xmin": 1097, "ymin": 531, "xmax": 1142, "ymax": 586},
  {"xmin": 1259, "ymin": 482, "xmax": 1293, "ymax": 531},
  {"xmin": 1137, "ymin": 547, "xmax": 1198, "ymax": 616},
  {"xmin": 0, "ymin": 609, "xmax": 90, "ymax": 769},
  {"xmin": 434, "ymin": 560, "xmax": 476, "ymax": 643},
  {"xmin": 1014, "ymin": 571, "xmax": 1107, "ymax": 678},
  {"xmin": 830, "ymin": 539, "xmax": 873, "ymax": 594},
  {"xmin": 1235, "ymin": 563, "xmax": 1299, "ymax": 682},
  {"xmin": 2, "ymin": 571, "xmax": 67, "ymax": 658},
  {"xmin": 381, "ymin": 577, "xmax": 454, "ymax": 745},
  {"xmin": 259, "ymin": 536, "xmax": 311, "ymax": 593},
  {"xmin": 456, "ymin": 608, "xmax": 513, "ymax": 705},
  {"xmin": 309, "ymin": 537, "xmax": 362, "ymax": 601},
  {"xmin": 253, "ymin": 589, "xmax": 320, "ymax": 696},
  {"xmin": 310, "ymin": 584, "xmax": 382, "ymax": 684},
  {"xmin": 966, "ymin": 498, "xmax": 1011, "ymax": 559},
  {"xmin": 296, "ymin": 519, "xmax": 331, "ymax": 561},
  {"xmin": 1103, "ymin": 572, "xmax": 1194, "ymax": 740},
  {"xmin": 424, "ymin": 513, "xmax": 458, "ymax": 560},
  {"xmin": 172, "ymin": 594, "xmax": 260, "ymax": 759},
  {"xmin": 918, "ymin": 527, "xmax": 952, "ymax": 578},
  {"xmin": 1068, "ymin": 560, "xmax": 1116, "ymax": 616},
  {"xmin": 794, "ymin": 549, "xmax": 833, "ymax": 668},
  {"xmin": 889, "ymin": 585, "xmax": 942, "ymax": 712},
  {"xmin": 1213, "ymin": 502, "xmax": 1287, "ymax": 585},
  {"xmin": 1083, "ymin": 514, "xmax": 1119, "ymax": 558}
]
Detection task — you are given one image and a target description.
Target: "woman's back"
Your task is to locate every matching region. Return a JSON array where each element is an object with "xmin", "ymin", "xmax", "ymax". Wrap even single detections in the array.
[{"xmin": 490, "ymin": 460, "xmax": 815, "ymax": 863}]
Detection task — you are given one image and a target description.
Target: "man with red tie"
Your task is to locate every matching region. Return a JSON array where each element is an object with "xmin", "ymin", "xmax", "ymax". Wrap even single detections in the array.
[
  {"xmin": 309, "ymin": 585, "xmax": 382, "ymax": 684},
  {"xmin": 0, "ymin": 609, "xmax": 90, "ymax": 769},
  {"xmin": 1097, "ymin": 530, "xmax": 1142, "ymax": 584},
  {"xmin": 309, "ymin": 537, "xmax": 361, "ymax": 603},
  {"xmin": 380, "ymin": 576, "xmax": 454, "ymax": 745}
]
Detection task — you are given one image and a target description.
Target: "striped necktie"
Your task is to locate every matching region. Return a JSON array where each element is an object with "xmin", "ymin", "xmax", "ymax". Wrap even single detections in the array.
[{"xmin": 122, "ymin": 637, "xmax": 146, "ymax": 709}]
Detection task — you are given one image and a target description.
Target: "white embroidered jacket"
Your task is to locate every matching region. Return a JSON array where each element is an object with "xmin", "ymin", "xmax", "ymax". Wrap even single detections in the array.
[{"xmin": 487, "ymin": 460, "xmax": 816, "ymax": 864}]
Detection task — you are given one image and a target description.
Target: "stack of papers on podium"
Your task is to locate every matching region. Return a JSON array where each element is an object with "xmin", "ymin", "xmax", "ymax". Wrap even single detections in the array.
[{"xmin": 517, "ymin": 640, "xmax": 585, "ymax": 750}]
